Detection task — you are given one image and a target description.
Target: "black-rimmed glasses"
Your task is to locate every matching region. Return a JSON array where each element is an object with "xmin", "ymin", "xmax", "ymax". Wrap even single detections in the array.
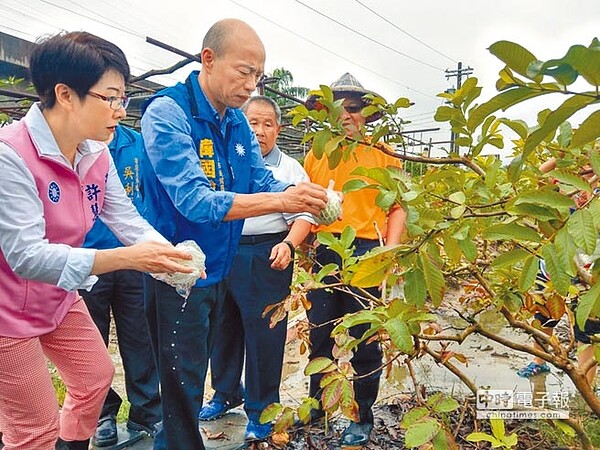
[{"xmin": 87, "ymin": 91, "xmax": 130, "ymax": 110}]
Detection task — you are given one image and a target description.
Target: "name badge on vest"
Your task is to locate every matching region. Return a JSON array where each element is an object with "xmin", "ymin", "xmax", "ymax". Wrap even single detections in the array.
[{"xmin": 198, "ymin": 138, "xmax": 225, "ymax": 191}]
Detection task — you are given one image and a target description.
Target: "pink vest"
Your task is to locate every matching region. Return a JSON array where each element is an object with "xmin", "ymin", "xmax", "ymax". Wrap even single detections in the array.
[{"xmin": 0, "ymin": 120, "xmax": 109, "ymax": 338}]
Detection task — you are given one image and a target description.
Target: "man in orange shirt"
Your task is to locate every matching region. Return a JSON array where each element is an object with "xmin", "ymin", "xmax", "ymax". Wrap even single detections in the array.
[{"xmin": 303, "ymin": 73, "xmax": 406, "ymax": 447}]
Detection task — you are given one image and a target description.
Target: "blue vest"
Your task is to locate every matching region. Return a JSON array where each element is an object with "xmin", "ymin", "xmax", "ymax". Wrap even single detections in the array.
[
  {"xmin": 83, "ymin": 125, "xmax": 145, "ymax": 250},
  {"xmin": 141, "ymin": 71, "xmax": 288, "ymax": 286}
]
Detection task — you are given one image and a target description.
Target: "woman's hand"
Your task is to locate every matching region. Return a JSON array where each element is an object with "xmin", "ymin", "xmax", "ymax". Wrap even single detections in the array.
[
  {"xmin": 126, "ymin": 241, "xmax": 200, "ymax": 274},
  {"xmin": 94, "ymin": 241, "xmax": 207, "ymax": 278}
]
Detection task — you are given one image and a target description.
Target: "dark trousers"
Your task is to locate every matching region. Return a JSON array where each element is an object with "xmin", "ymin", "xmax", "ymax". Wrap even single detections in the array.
[
  {"xmin": 79, "ymin": 270, "xmax": 161, "ymax": 426},
  {"xmin": 144, "ymin": 276, "xmax": 226, "ymax": 450},
  {"xmin": 306, "ymin": 239, "xmax": 383, "ymax": 423},
  {"xmin": 210, "ymin": 233, "xmax": 292, "ymax": 422}
]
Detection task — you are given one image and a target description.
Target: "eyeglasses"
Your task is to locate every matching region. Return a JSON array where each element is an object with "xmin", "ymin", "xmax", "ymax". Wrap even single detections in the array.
[
  {"xmin": 87, "ymin": 91, "xmax": 130, "ymax": 110},
  {"xmin": 343, "ymin": 104, "xmax": 363, "ymax": 114}
]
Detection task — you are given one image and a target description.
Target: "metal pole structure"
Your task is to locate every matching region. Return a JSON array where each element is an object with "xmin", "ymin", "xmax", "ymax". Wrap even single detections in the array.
[{"xmin": 445, "ymin": 62, "xmax": 473, "ymax": 153}]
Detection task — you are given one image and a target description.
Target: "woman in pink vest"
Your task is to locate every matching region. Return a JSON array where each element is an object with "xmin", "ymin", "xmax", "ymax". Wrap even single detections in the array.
[{"xmin": 0, "ymin": 32, "xmax": 197, "ymax": 450}]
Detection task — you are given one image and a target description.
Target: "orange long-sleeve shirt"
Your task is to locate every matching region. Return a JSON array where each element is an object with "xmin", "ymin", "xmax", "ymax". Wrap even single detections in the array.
[{"xmin": 304, "ymin": 142, "xmax": 401, "ymax": 240}]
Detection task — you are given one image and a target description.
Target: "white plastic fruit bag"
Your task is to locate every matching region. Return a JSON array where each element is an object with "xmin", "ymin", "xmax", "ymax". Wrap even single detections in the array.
[
  {"xmin": 150, "ymin": 240, "xmax": 206, "ymax": 299},
  {"xmin": 315, "ymin": 180, "xmax": 342, "ymax": 225}
]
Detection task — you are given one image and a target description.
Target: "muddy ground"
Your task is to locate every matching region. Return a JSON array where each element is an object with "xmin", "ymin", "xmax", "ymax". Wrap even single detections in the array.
[
  {"xmin": 108, "ymin": 308, "xmax": 573, "ymax": 410},
  {"xmin": 106, "ymin": 302, "xmax": 596, "ymax": 449}
]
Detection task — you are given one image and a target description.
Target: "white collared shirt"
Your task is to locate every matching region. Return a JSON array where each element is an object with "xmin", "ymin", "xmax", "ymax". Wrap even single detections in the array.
[
  {"xmin": 241, "ymin": 145, "xmax": 315, "ymax": 235},
  {"xmin": 0, "ymin": 103, "xmax": 166, "ymax": 291}
]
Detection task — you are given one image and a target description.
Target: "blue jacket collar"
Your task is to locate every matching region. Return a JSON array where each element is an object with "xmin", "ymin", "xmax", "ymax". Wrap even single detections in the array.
[
  {"xmin": 186, "ymin": 71, "xmax": 242, "ymax": 128},
  {"xmin": 109, "ymin": 125, "xmax": 136, "ymax": 151}
]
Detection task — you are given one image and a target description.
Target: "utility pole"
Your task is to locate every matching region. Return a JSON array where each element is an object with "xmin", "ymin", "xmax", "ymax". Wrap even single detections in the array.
[{"xmin": 445, "ymin": 62, "xmax": 473, "ymax": 153}]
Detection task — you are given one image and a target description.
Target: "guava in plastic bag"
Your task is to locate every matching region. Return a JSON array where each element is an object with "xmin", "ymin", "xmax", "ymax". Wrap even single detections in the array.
[
  {"xmin": 150, "ymin": 240, "xmax": 206, "ymax": 299},
  {"xmin": 315, "ymin": 180, "xmax": 342, "ymax": 225}
]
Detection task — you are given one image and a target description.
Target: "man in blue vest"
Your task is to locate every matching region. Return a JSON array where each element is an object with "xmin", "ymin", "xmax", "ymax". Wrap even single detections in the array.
[
  {"xmin": 140, "ymin": 18, "xmax": 328, "ymax": 450},
  {"xmin": 199, "ymin": 96, "xmax": 314, "ymax": 441},
  {"xmin": 80, "ymin": 125, "xmax": 161, "ymax": 447}
]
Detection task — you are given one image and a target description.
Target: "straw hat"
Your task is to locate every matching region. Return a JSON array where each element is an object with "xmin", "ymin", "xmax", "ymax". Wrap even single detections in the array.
[{"xmin": 305, "ymin": 72, "xmax": 384, "ymax": 123}]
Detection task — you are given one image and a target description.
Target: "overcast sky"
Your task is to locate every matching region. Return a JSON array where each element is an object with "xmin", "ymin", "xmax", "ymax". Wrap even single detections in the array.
[{"xmin": 2, "ymin": 0, "xmax": 599, "ymax": 154}]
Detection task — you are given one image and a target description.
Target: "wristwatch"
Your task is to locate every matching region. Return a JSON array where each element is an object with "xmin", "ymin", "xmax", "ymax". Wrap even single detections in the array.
[{"xmin": 282, "ymin": 240, "xmax": 295, "ymax": 258}]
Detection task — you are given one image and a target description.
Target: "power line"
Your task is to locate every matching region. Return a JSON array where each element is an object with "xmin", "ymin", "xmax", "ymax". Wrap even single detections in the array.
[
  {"xmin": 3, "ymin": 3, "xmax": 67, "ymax": 36},
  {"xmin": 5, "ymin": 0, "xmax": 444, "ymax": 102},
  {"xmin": 37, "ymin": 0, "xmax": 145, "ymax": 39},
  {"xmin": 406, "ymin": 119, "xmax": 438, "ymax": 127},
  {"xmin": 95, "ymin": 0, "xmax": 185, "ymax": 46},
  {"xmin": 0, "ymin": 24, "xmax": 37, "ymax": 40},
  {"xmin": 228, "ymin": 0, "xmax": 438, "ymax": 100},
  {"xmin": 352, "ymin": 0, "xmax": 458, "ymax": 64},
  {"xmin": 8, "ymin": 0, "xmax": 183, "ymax": 84},
  {"xmin": 294, "ymin": 0, "xmax": 445, "ymax": 72},
  {"xmin": 1, "ymin": 20, "xmax": 165, "ymax": 81},
  {"xmin": 50, "ymin": 0, "xmax": 183, "ymax": 82},
  {"xmin": 402, "ymin": 110, "xmax": 437, "ymax": 119},
  {"xmin": 405, "ymin": 116, "xmax": 437, "ymax": 123},
  {"xmin": 60, "ymin": 0, "xmax": 142, "ymax": 37}
]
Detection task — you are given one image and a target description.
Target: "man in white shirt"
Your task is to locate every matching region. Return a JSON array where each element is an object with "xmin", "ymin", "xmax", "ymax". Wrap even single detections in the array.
[{"xmin": 199, "ymin": 96, "xmax": 313, "ymax": 441}]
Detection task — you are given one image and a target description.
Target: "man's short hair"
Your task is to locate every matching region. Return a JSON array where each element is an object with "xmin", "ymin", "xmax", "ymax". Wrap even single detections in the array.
[
  {"xmin": 29, "ymin": 31, "xmax": 130, "ymax": 110},
  {"xmin": 202, "ymin": 21, "xmax": 229, "ymax": 57},
  {"xmin": 242, "ymin": 95, "xmax": 282, "ymax": 125}
]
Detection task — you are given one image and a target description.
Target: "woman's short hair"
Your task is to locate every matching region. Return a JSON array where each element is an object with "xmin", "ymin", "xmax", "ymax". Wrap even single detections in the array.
[{"xmin": 29, "ymin": 31, "xmax": 130, "ymax": 109}]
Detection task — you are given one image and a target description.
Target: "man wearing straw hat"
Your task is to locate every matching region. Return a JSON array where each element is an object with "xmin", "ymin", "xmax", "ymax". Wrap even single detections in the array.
[{"xmin": 303, "ymin": 73, "xmax": 407, "ymax": 448}]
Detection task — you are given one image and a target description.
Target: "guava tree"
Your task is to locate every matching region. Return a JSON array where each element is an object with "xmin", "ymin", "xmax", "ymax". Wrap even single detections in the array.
[{"xmin": 262, "ymin": 38, "xmax": 600, "ymax": 449}]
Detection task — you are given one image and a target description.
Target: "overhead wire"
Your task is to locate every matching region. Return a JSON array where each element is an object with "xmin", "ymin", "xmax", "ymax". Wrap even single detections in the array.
[
  {"xmin": 37, "ymin": 0, "xmax": 145, "ymax": 39},
  {"xmin": 352, "ymin": 0, "xmax": 458, "ymax": 64},
  {"xmin": 95, "ymin": 0, "xmax": 186, "ymax": 46},
  {"xmin": 402, "ymin": 110, "xmax": 437, "ymax": 119},
  {"xmin": 406, "ymin": 119, "xmax": 438, "ymax": 127},
  {"xmin": 3, "ymin": 3, "xmax": 67, "ymax": 36},
  {"xmin": 293, "ymin": 0, "xmax": 445, "ymax": 72},
  {"xmin": 51, "ymin": 0, "xmax": 184, "ymax": 83},
  {"xmin": 0, "ymin": 23, "xmax": 37, "ymax": 40},
  {"xmin": 1, "ymin": 0, "xmax": 454, "ymax": 154},
  {"xmin": 7, "ymin": 0, "xmax": 183, "ymax": 84},
  {"xmin": 3, "ymin": 0, "xmax": 449, "ymax": 107},
  {"xmin": 79, "ymin": 0, "xmax": 188, "ymax": 46},
  {"xmin": 247, "ymin": 0, "xmax": 451, "ymax": 152},
  {"xmin": 60, "ymin": 0, "xmax": 142, "ymax": 37},
  {"xmin": 228, "ymin": 0, "xmax": 438, "ymax": 100},
  {"xmin": 22, "ymin": 0, "xmax": 152, "ymax": 70}
]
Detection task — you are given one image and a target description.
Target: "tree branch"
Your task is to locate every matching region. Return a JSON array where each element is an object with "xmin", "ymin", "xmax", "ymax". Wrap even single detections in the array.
[
  {"xmin": 417, "ymin": 325, "xmax": 478, "ymax": 343},
  {"xmin": 372, "ymin": 142, "xmax": 486, "ymax": 177},
  {"xmin": 406, "ymin": 358, "xmax": 424, "ymax": 404},
  {"xmin": 475, "ymin": 324, "xmax": 600, "ymax": 416},
  {"xmin": 422, "ymin": 345, "xmax": 477, "ymax": 395},
  {"xmin": 470, "ymin": 271, "xmax": 555, "ymax": 345},
  {"xmin": 560, "ymin": 417, "xmax": 594, "ymax": 450},
  {"xmin": 580, "ymin": 353, "xmax": 598, "ymax": 375},
  {"xmin": 129, "ymin": 57, "xmax": 198, "ymax": 83}
]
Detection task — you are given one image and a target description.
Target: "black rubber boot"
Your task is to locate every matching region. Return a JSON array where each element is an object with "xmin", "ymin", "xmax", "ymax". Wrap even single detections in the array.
[
  {"xmin": 340, "ymin": 421, "xmax": 374, "ymax": 448},
  {"xmin": 55, "ymin": 437, "xmax": 91, "ymax": 450},
  {"xmin": 340, "ymin": 379, "xmax": 379, "ymax": 447}
]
